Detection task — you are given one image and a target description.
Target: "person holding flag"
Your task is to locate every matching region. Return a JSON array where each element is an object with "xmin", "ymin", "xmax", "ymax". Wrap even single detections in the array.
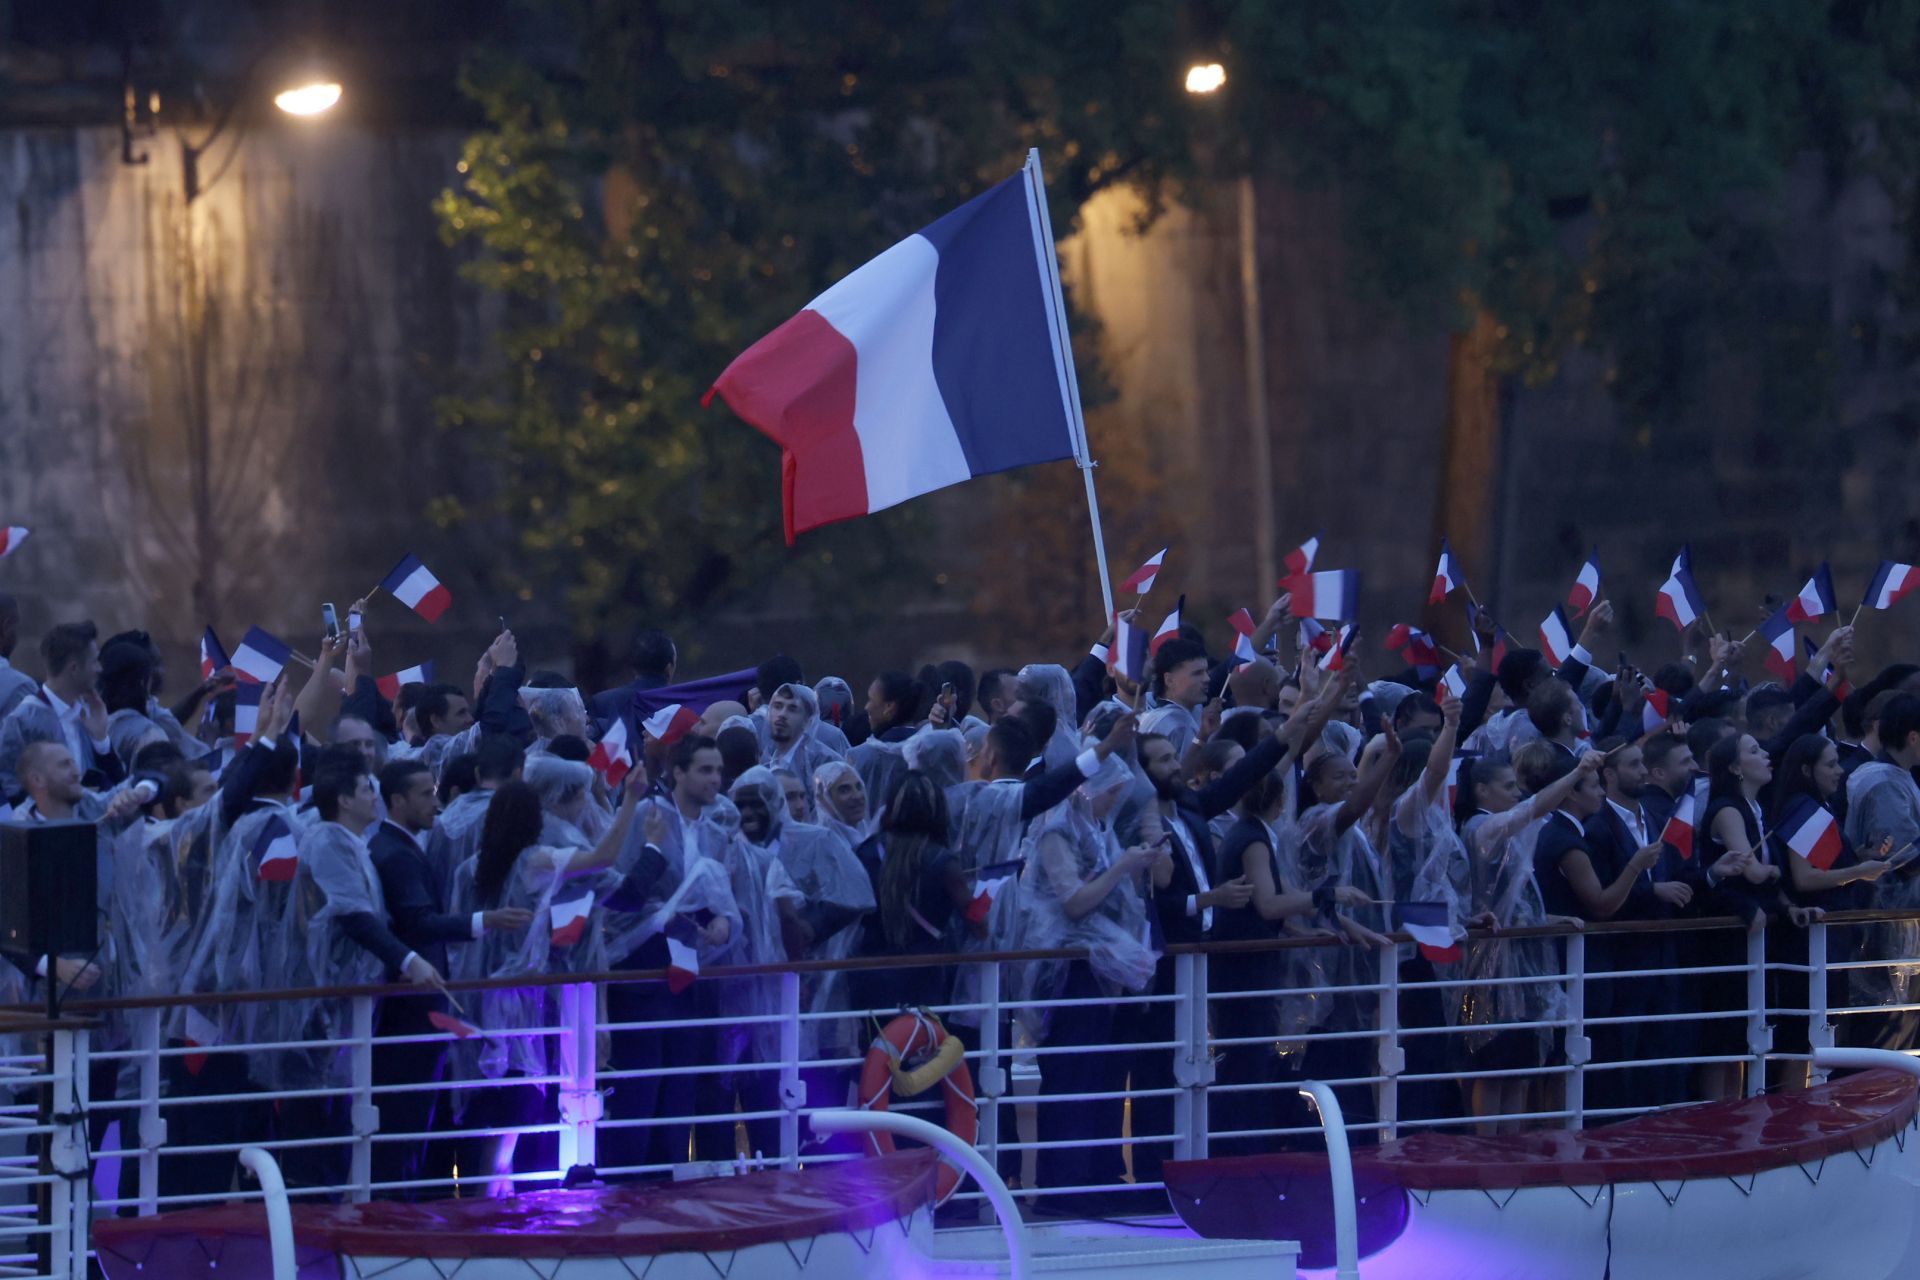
[
  {"xmin": 1768, "ymin": 733, "xmax": 1899, "ymax": 1085},
  {"xmin": 1842, "ymin": 693, "xmax": 1920, "ymax": 1051},
  {"xmin": 447, "ymin": 767, "xmax": 658, "ymax": 1188}
]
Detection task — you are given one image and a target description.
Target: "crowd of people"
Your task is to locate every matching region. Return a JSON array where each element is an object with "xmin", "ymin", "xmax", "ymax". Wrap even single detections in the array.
[{"xmin": 2, "ymin": 572, "xmax": 1919, "ymax": 1210}]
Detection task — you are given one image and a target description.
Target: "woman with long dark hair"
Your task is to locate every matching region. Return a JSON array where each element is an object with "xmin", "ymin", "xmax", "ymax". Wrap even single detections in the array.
[
  {"xmin": 453, "ymin": 769, "xmax": 652, "ymax": 1193},
  {"xmin": 1770, "ymin": 733, "xmax": 1895, "ymax": 1083},
  {"xmin": 850, "ymin": 771, "xmax": 966, "ymax": 1013}
]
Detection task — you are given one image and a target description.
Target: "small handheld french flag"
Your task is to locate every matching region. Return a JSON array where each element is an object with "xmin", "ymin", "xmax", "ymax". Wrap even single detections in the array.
[
  {"xmin": 1655, "ymin": 563, "xmax": 1706, "ymax": 631},
  {"xmin": 1445, "ymin": 750, "xmax": 1479, "ymax": 811},
  {"xmin": 549, "ymin": 892, "xmax": 594, "ymax": 947},
  {"xmin": 1567, "ymin": 549, "xmax": 1602, "ymax": 618},
  {"xmin": 1282, "ymin": 534, "xmax": 1321, "ymax": 579},
  {"xmin": 200, "ymin": 627, "xmax": 230, "ymax": 681},
  {"xmin": 1121, "ymin": 547, "xmax": 1168, "ymax": 595},
  {"xmin": 1150, "ymin": 595, "xmax": 1185, "ymax": 657},
  {"xmin": 1538, "ymin": 606, "xmax": 1574, "ymax": 669},
  {"xmin": 1758, "ymin": 606, "xmax": 1797, "ymax": 682},
  {"xmin": 428, "ymin": 1010, "xmax": 482, "ymax": 1040},
  {"xmin": 1286, "ymin": 570, "xmax": 1361, "ymax": 621},
  {"xmin": 1394, "ymin": 902, "xmax": 1461, "ymax": 964},
  {"xmin": 640, "ymin": 703, "xmax": 700, "ymax": 746},
  {"xmin": 589, "ymin": 718, "xmax": 635, "ymax": 787},
  {"xmin": 1384, "ymin": 623, "xmax": 1442, "ymax": 671},
  {"xmin": 1662, "ymin": 787, "xmax": 1699, "ymax": 860},
  {"xmin": 1228, "ymin": 608, "xmax": 1259, "ymax": 667},
  {"xmin": 1440, "ymin": 665, "xmax": 1469, "ymax": 700},
  {"xmin": 1297, "ymin": 617, "xmax": 1333, "ymax": 655},
  {"xmin": 1429, "ymin": 539, "xmax": 1463, "ymax": 605},
  {"xmin": 231, "ymin": 627, "xmax": 291, "ymax": 685},
  {"xmin": 666, "ymin": 934, "xmax": 700, "ymax": 994},
  {"xmin": 1863, "ymin": 560, "xmax": 1919, "ymax": 612},
  {"xmin": 1489, "ymin": 623, "xmax": 1511, "ymax": 673},
  {"xmin": 376, "ymin": 662, "xmax": 435, "ymax": 701},
  {"xmin": 1319, "ymin": 624, "xmax": 1359, "ymax": 672},
  {"xmin": 1640, "ymin": 686, "xmax": 1672, "ymax": 735},
  {"xmin": 1113, "ymin": 613, "xmax": 1149, "ymax": 683},
  {"xmin": 0, "ymin": 526, "xmax": 27, "ymax": 559},
  {"xmin": 380, "ymin": 554, "xmax": 453, "ymax": 624},
  {"xmin": 1778, "ymin": 796, "xmax": 1842, "ymax": 870},
  {"xmin": 233, "ymin": 683, "xmax": 263, "ymax": 745},
  {"xmin": 251, "ymin": 815, "xmax": 299, "ymax": 883},
  {"xmin": 1787, "ymin": 563, "xmax": 1836, "ymax": 623}
]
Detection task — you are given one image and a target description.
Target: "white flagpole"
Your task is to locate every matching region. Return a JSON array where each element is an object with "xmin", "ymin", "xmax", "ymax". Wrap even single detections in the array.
[{"xmin": 1023, "ymin": 147, "xmax": 1116, "ymax": 621}]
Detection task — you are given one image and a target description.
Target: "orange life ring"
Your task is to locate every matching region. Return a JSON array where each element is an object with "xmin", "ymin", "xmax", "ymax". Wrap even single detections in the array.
[{"xmin": 857, "ymin": 1011, "xmax": 979, "ymax": 1205}]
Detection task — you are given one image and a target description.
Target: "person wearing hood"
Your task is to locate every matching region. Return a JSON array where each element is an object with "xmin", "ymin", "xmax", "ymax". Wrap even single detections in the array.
[
  {"xmin": 813, "ymin": 759, "xmax": 874, "ymax": 850},
  {"xmin": 424, "ymin": 735, "xmax": 527, "ymax": 898},
  {"xmin": 521, "ymin": 680, "xmax": 591, "ymax": 757},
  {"xmin": 812, "ymin": 676, "xmax": 856, "ymax": 751},
  {"xmin": 1013, "ymin": 664, "xmax": 1082, "ymax": 774},
  {"xmin": 762, "ymin": 681, "xmax": 845, "ymax": 785}
]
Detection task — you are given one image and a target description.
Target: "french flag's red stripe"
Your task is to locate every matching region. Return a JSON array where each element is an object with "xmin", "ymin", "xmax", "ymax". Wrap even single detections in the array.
[{"xmin": 706, "ymin": 309, "xmax": 868, "ymax": 544}]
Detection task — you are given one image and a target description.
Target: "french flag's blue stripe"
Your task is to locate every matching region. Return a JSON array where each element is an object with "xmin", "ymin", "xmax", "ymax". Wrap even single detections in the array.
[{"xmin": 918, "ymin": 176, "xmax": 1074, "ymax": 478}]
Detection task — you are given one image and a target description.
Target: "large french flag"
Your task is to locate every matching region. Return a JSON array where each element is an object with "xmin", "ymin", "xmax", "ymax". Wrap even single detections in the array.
[{"xmin": 706, "ymin": 159, "xmax": 1079, "ymax": 543}]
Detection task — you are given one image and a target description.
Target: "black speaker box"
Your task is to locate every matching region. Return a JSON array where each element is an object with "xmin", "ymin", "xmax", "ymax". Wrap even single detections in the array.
[{"xmin": 0, "ymin": 820, "xmax": 98, "ymax": 963}]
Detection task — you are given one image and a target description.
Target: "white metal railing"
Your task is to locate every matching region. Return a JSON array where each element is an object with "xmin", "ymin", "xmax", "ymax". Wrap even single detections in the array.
[{"xmin": 3, "ymin": 911, "xmax": 1918, "ymax": 1275}]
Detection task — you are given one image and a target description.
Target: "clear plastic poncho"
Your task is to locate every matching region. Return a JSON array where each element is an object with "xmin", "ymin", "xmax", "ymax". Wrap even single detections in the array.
[
  {"xmin": 599, "ymin": 794, "xmax": 745, "ymax": 971},
  {"xmin": 999, "ymin": 778, "xmax": 1156, "ymax": 1043},
  {"xmin": 266, "ymin": 821, "xmax": 392, "ymax": 1091},
  {"xmin": 1016, "ymin": 663, "xmax": 1082, "ymax": 771},
  {"xmin": 448, "ymin": 841, "xmax": 608, "ymax": 1090},
  {"xmin": 174, "ymin": 800, "xmax": 304, "ymax": 1069},
  {"xmin": 1457, "ymin": 807, "xmax": 1565, "ymax": 1056},
  {"xmin": 759, "ymin": 684, "xmax": 846, "ymax": 786},
  {"xmin": 813, "ymin": 759, "xmax": 876, "ymax": 850},
  {"xmin": 732, "ymin": 767, "xmax": 874, "ymax": 1060},
  {"xmin": 903, "ymin": 728, "xmax": 968, "ymax": 792},
  {"xmin": 107, "ymin": 708, "xmax": 169, "ymax": 766},
  {"xmin": 1281, "ymin": 804, "xmax": 1390, "ymax": 1036},
  {"xmin": 1844, "ymin": 763, "xmax": 1920, "ymax": 1014}
]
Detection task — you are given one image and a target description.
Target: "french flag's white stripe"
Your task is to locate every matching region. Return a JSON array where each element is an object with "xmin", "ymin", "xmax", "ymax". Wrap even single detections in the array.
[
  {"xmin": 1538, "ymin": 607, "xmax": 1573, "ymax": 668},
  {"xmin": 808, "ymin": 238, "xmax": 974, "ymax": 513},
  {"xmin": 1440, "ymin": 665, "xmax": 1468, "ymax": 699},
  {"xmin": 666, "ymin": 935, "xmax": 700, "ymax": 993},
  {"xmin": 0, "ymin": 527, "xmax": 27, "ymax": 559},
  {"xmin": 550, "ymin": 894, "xmax": 593, "ymax": 947}
]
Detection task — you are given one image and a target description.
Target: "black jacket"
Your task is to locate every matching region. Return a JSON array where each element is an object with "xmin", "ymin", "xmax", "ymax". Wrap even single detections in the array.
[
  {"xmin": 369, "ymin": 820, "xmax": 468, "ymax": 978},
  {"xmin": 1153, "ymin": 734, "xmax": 1289, "ymax": 946}
]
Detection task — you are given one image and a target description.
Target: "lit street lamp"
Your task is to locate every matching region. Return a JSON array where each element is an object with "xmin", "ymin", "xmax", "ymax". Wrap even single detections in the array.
[
  {"xmin": 1185, "ymin": 60, "xmax": 1276, "ymax": 601},
  {"xmin": 273, "ymin": 80, "xmax": 343, "ymax": 117}
]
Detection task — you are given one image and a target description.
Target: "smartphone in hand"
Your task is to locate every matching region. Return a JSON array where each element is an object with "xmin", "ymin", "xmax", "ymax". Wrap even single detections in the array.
[{"xmin": 322, "ymin": 602, "xmax": 340, "ymax": 639}]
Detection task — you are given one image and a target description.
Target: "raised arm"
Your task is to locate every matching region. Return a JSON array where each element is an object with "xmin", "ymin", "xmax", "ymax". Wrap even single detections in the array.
[{"xmin": 1334, "ymin": 717, "xmax": 1403, "ymax": 833}]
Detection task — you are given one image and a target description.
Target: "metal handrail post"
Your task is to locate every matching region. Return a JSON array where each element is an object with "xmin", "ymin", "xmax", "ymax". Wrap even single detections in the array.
[
  {"xmin": 1746, "ymin": 922, "xmax": 1770, "ymax": 1096},
  {"xmin": 1378, "ymin": 949, "xmax": 1403, "ymax": 1140},
  {"xmin": 1172, "ymin": 951, "xmax": 1212, "ymax": 1161},
  {"xmin": 975, "ymin": 962, "xmax": 1004, "ymax": 1186},
  {"xmin": 1808, "ymin": 922, "xmax": 1832, "ymax": 1086},
  {"xmin": 778, "ymin": 971, "xmax": 802, "ymax": 1169},
  {"xmin": 558, "ymin": 982, "xmax": 600, "ymax": 1173},
  {"xmin": 349, "ymin": 995, "xmax": 376, "ymax": 1202},
  {"xmin": 135, "ymin": 1006, "xmax": 163, "ymax": 1215},
  {"xmin": 1565, "ymin": 932, "xmax": 1588, "ymax": 1128},
  {"xmin": 47, "ymin": 1027, "xmax": 90, "ymax": 1279}
]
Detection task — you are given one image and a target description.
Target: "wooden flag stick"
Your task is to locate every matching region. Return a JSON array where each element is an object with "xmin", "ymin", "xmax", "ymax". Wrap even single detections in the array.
[{"xmin": 1849, "ymin": 601, "xmax": 1866, "ymax": 628}]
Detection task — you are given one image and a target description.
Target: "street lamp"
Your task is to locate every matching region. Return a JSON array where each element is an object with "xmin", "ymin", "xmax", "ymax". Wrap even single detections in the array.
[
  {"xmin": 1185, "ymin": 63, "xmax": 1227, "ymax": 95},
  {"xmin": 274, "ymin": 80, "xmax": 342, "ymax": 117},
  {"xmin": 1184, "ymin": 60, "xmax": 1276, "ymax": 600}
]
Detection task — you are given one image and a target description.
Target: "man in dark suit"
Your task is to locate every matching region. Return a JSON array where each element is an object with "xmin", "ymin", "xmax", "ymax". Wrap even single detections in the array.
[
  {"xmin": 369, "ymin": 758, "xmax": 530, "ymax": 1195},
  {"xmin": 1104, "ymin": 712, "xmax": 1304, "ymax": 1196},
  {"xmin": 589, "ymin": 629, "xmax": 676, "ymax": 741},
  {"xmin": 1585, "ymin": 739, "xmax": 1694, "ymax": 1108}
]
